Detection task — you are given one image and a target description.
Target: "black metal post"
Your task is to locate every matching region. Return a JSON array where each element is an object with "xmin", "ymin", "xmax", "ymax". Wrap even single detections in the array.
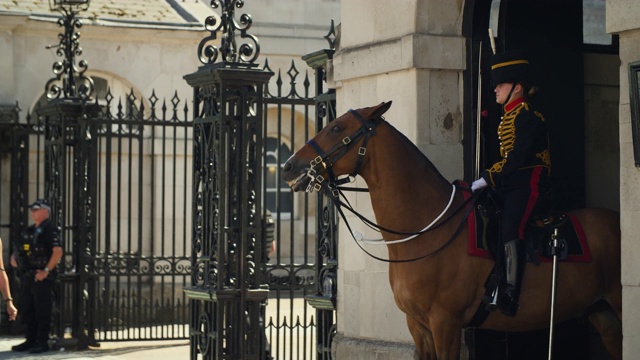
[
  {"xmin": 185, "ymin": 1, "xmax": 273, "ymax": 359},
  {"xmin": 38, "ymin": 101, "xmax": 99, "ymax": 350},
  {"xmin": 302, "ymin": 19, "xmax": 338, "ymax": 360},
  {"xmin": 40, "ymin": 0, "xmax": 97, "ymax": 350},
  {"xmin": 45, "ymin": 1, "xmax": 94, "ymax": 101}
]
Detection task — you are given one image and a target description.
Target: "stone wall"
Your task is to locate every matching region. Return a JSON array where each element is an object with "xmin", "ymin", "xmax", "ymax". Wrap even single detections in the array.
[
  {"xmin": 331, "ymin": 0, "xmax": 465, "ymax": 357},
  {"xmin": 607, "ymin": 0, "xmax": 640, "ymax": 358}
]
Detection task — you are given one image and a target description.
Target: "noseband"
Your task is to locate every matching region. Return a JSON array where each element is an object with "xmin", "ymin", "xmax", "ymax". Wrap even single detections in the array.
[{"xmin": 304, "ymin": 109, "xmax": 378, "ymax": 194}]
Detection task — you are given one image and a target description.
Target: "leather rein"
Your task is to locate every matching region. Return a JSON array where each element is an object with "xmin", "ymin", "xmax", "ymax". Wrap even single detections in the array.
[{"xmin": 303, "ymin": 109, "xmax": 478, "ymax": 263}]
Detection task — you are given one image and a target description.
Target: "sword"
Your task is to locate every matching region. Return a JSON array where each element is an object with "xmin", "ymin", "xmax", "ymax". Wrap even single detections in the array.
[
  {"xmin": 481, "ymin": 28, "xmax": 500, "ymax": 308},
  {"xmin": 474, "ymin": 41, "xmax": 482, "ymax": 180},
  {"xmin": 548, "ymin": 228, "xmax": 563, "ymax": 360},
  {"xmin": 475, "ymin": 30, "xmax": 498, "ymax": 180}
]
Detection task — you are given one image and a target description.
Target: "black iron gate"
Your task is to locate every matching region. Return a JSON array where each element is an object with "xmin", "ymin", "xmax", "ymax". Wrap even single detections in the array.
[
  {"xmin": 35, "ymin": 92, "xmax": 194, "ymax": 346},
  {"xmin": 81, "ymin": 93, "xmax": 193, "ymax": 343},
  {"xmin": 260, "ymin": 59, "xmax": 318, "ymax": 360},
  {"xmin": 183, "ymin": 1, "xmax": 339, "ymax": 359},
  {"xmin": 260, "ymin": 41, "xmax": 338, "ymax": 359},
  {"xmin": 1, "ymin": 1, "xmax": 196, "ymax": 345},
  {"xmin": 0, "ymin": 93, "xmax": 195, "ymax": 344},
  {"xmin": 301, "ymin": 32, "xmax": 338, "ymax": 360},
  {"xmin": 1, "ymin": 1, "xmax": 339, "ymax": 358},
  {"xmin": 258, "ymin": 26, "xmax": 338, "ymax": 360}
]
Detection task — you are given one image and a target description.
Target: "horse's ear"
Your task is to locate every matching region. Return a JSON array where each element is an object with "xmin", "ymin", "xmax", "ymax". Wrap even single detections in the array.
[{"xmin": 371, "ymin": 101, "xmax": 392, "ymax": 119}]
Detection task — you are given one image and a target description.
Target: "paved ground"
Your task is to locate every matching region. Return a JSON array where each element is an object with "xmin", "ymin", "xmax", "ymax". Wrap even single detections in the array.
[
  {"xmin": 0, "ymin": 298, "xmax": 311, "ymax": 359},
  {"xmin": 0, "ymin": 337, "xmax": 190, "ymax": 360}
]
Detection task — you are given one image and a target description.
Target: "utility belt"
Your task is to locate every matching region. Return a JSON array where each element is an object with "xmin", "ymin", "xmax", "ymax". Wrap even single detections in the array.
[
  {"xmin": 14, "ymin": 255, "xmax": 51, "ymax": 277},
  {"xmin": 28, "ymin": 257, "xmax": 49, "ymax": 269},
  {"xmin": 18, "ymin": 242, "xmax": 50, "ymax": 269},
  {"xmin": 18, "ymin": 267, "xmax": 57, "ymax": 281}
]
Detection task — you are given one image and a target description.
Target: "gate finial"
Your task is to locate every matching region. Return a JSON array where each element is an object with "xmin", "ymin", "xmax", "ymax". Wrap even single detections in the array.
[
  {"xmin": 324, "ymin": 19, "xmax": 337, "ymax": 50},
  {"xmin": 197, "ymin": 0, "xmax": 260, "ymax": 66},
  {"xmin": 45, "ymin": 0, "xmax": 95, "ymax": 100}
]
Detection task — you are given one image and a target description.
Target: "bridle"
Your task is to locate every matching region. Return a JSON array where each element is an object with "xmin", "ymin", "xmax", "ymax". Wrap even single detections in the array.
[
  {"xmin": 301, "ymin": 109, "xmax": 479, "ymax": 263},
  {"xmin": 304, "ymin": 109, "xmax": 377, "ymax": 196}
]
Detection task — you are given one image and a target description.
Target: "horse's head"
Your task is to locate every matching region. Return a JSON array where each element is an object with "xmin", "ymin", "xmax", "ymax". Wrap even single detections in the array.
[{"xmin": 282, "ymin": 101, "xmax": 392, "ymax": 193}]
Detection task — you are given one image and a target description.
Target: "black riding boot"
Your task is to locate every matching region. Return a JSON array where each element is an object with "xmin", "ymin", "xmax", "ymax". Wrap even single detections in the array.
[{"xmin": 499, "ymin": 239, "xmax": 525, "ymax": 316}]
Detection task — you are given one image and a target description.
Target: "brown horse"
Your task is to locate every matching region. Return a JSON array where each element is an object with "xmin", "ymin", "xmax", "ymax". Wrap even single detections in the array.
[{"xmin": 282, "ymin": 101, "xmax": 622, "ymax": 360}]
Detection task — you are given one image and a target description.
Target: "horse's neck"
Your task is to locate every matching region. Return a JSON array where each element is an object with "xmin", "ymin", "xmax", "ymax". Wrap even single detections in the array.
[{"xmin": 359, "ymin": 124, "xmax": 453, "ymax": 237}]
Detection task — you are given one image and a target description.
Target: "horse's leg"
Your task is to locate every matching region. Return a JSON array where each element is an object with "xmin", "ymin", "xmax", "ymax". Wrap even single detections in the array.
[
  {"xmin": 406, "ymin": 315, "xmax": 436, "ymax": 360},
  {"xmin": 429, "ymin": 313, "xmax": 462, "ymax": 360},
  {"xmin": 587, "ymin": 306, "xmax": 622, "ymax": 360},
  {"xmin": 607, "ymin": 282, "xmax": 623, "ymax": 319}
]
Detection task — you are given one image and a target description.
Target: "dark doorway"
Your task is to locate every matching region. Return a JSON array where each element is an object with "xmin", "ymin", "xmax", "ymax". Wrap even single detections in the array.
[
  {"xmin": 499, "ymin": 0, "xmax": 585, "ymax": 211},
  {"xmin": 462, "ymin": 0, "xmax": 615, "ymax": 359},
  {"xmin": 467, "ymin": 0, "xmax": 586, "ymax": 210}
]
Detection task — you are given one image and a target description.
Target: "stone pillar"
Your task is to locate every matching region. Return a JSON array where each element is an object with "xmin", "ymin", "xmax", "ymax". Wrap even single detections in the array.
[{"xmin": 330, "ymin": 0, "xmax": 466, "ymax": 358}]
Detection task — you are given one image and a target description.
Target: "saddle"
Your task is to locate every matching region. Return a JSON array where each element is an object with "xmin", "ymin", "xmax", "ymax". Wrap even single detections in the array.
[
  {"xmin": 465, "ymin": 187, "xmax": 592, "ymax": 263},
  {"xmin": 462, "ymin": 184, "xmax": 592, "ymax": 327}
]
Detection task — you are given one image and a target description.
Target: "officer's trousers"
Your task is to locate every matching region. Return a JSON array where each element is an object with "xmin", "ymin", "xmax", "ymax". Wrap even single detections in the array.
[{"xmin": 19, "ymin": 273, "xmax": 54, "ymax": 346}]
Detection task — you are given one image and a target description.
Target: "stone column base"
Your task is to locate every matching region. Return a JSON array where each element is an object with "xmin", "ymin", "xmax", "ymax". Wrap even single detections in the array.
[{"xmin": 332, "ymin": 333, "xmax": 416, "ymax": 360}]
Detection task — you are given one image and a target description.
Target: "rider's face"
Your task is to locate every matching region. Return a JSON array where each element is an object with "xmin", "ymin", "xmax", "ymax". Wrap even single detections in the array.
[{"xmin": 494, "ymin": 83, "xmax": 514, "ymax": 105}]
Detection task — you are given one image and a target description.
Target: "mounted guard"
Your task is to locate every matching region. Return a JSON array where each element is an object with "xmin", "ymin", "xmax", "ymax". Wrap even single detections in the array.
[
  {"xmin": 282, "ymin": 100, "xmax": 622, "ymax": 359},
  {"xmin": 471, "ymin": 49, "xmax": 552, "ymax": 316}
]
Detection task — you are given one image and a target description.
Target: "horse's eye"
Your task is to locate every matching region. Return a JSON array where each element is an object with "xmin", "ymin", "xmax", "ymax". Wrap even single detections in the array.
[{"xmin": 331, "ymin": 125, "xmax": 342, "ymax": 133}]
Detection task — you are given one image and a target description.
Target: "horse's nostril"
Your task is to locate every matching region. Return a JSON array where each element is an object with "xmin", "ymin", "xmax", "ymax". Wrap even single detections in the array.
[{"xmin": 283, "ymin": 161, "xmax": 293, "ymax": 173}]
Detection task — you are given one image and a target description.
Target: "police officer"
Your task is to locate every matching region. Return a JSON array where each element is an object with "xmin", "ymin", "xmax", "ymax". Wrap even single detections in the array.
[
  {"xmin": 471, "ymin": 50, "xmax": 551, "ymax": 317},
  {"xmin": 10, "ymin": 199, "xmax": 63, "ymax": 353}
]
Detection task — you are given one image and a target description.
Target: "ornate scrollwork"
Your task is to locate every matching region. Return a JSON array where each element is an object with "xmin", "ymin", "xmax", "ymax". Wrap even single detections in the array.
[
  {"xmin": 197, "ymin": 312, "xmax": 211, "ymax": 355},
  {"xmin": 197, "ymin": 0, "xmax": 260, "ymax": 65},
  {"xmin": 45, "ymin": 8, "xmax": 94, "ymax": 100},
  {"xmin": 193, "ymin": 261, "xmax": 206, "ymax": 287},
  {"xmin": 198, "ymin": 84, "xmax": 220, "ymax": 118},
  {"xmin": 266, "ymin": 265, "xmax": 316, "ymax": 289}
]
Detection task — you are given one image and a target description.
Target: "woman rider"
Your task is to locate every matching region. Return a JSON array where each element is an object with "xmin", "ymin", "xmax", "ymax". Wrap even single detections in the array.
[{"xmin": 471, "ymin": 50, "xmax": 552, "ymax": 317}]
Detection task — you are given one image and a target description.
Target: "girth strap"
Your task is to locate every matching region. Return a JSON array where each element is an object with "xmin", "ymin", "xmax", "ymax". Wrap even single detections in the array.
[{"xmin": 465, "ymin": 269, "xmax": 496, "ymax": 328}]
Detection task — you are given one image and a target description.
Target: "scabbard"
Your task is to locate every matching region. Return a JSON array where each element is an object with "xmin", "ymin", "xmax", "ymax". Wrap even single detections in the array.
[{"xmin": 474, "ymin": 42, "xmax": 482, "ymax": 179}]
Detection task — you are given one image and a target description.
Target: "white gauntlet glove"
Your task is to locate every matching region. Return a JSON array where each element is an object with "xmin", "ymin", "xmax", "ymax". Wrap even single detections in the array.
[{"xmin": 471, "ymin": 178, "xmax": 488, "ymax": 192}]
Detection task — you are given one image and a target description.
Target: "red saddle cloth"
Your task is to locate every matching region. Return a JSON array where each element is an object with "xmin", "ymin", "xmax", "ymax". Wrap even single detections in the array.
[{"xmin": 460, "ymin": 182, "xmax": 592, "ymax": 263}]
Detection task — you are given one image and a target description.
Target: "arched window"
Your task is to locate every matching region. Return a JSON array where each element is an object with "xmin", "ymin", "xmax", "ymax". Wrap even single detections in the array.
[{"xmin": 265, "ymin": 137, "xmax": 293, "ymax": 218}]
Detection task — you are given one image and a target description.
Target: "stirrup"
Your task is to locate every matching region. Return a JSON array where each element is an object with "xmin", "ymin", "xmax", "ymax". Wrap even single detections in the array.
[
  {"xmin": 498, "ymin": 286, "xmax": 520, "ymax": 317},
  {"xmin": 500, "ymin": 300, "xmax": 520, "ymax": 317}
]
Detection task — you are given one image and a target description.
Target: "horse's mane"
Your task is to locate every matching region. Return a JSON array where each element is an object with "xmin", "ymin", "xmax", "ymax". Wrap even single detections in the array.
[{"xmin": 380, "ymin": 118, "xmax": 451, "ymax": 185}]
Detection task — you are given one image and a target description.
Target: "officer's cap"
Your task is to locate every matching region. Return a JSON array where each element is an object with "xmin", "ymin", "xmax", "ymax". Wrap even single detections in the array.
[
  {"xmin": 491, "ymin": 50, "xmax": 531, "ymax": 85},
  {"xmin": 29, "ymin": 199, "xmax": 51, "ymax": 211}
]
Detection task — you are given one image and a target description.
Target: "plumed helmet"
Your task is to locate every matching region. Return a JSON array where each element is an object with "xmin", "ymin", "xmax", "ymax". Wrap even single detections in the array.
[{"xmin": 491, "ymin": 50, "xmax": 531, "ymax": 85}]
